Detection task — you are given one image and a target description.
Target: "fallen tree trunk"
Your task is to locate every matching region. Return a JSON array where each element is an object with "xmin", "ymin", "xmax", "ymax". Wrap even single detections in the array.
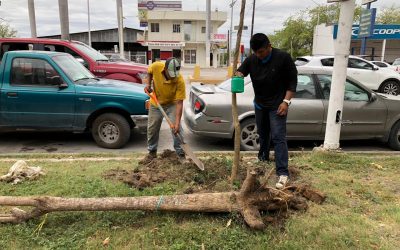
[{"xmin": 0, "ymin": 169, "xmax": 325, "ymax": 230}]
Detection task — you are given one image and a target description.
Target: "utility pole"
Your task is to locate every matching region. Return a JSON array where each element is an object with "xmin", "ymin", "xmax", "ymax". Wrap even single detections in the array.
[
  {"xmin": 87, "ymin": 0, "xmax": 91, "ymax": 46},
  {"xmin": 250, "ymin": 0, "xmax": 256, "ymax": 37},
  {"xmin": 205, "ymin": 0, "xmax": 211, "ymax": 68},
  {"xmin": 116, "ymin": 0, "xmax": 125, "ymax": 59},
  {"xmin": 28, "ymin": 0, "xmax": 37, "ymax": 38},
  {"xmin": 58, "ymin": 0, "xmax": 70, "ymax": 40},
  {"xmin": 323, "ymin": 0, "xmax": 356, "ymax": 150},
  {"xmin": 229, "ymin": 0, "xmax": 236, "ymax": 66}
]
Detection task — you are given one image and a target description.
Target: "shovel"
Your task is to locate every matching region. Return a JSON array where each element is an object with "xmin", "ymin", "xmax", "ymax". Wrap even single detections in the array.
[{"xmin": 146, "ymin": 90, "xmax": 205, "ymax": 171}]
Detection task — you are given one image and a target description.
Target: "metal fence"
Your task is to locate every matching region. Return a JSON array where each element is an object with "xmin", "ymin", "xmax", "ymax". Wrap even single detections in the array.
[{"xmin": 101, "ymin": 51, "xmax": 147, "ymax": 64}]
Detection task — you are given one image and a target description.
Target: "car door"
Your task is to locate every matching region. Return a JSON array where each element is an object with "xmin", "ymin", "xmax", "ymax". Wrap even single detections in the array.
[
  {"xmin": 317, "ymin": 74, "xmax": 387, "ymax": 139},
  {"xmin": 346, "ymin": 58, "xmax": 380, "ymax": 90},
  {"xmin": 286, "ymin": 74, "xmax": 324, "ymax": 139},
  {"xmin": 0, "ymin": 56, "xmax": 76, "ymax": 128}
]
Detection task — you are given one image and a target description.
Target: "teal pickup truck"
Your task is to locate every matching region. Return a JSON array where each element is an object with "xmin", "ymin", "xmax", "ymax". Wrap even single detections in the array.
[{"xmin": 0, "ymin": 51, "xmax": 149, "ymax": 149}]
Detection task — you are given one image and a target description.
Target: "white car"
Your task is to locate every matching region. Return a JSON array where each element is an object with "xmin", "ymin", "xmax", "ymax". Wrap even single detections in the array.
[
  {"xmin": 393, "ymin": 58, "xmax": 400, "ymax": 72},
  {"xmin": 371, "ymin": 61, "xmax": 399, "ymax": 74},
  {"xmin": 295, "ymin": 55, "xmax": 400, "ymax": 95}
]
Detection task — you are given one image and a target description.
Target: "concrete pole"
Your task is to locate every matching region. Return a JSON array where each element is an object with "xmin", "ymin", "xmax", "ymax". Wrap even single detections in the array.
[
  {"xmin": 250, "ymin": 0, "xmax": 255, "ymax": 37},
  {"xmin": 205, "ymin": 0, "xmax": 211, "ymax": 68},
  {"xmin": 116, "ymin": 0, "xmax": 125, "ymax": 59},
  {"xmin": 381, "ymin": 39, "xmax": 386, "ymax": 62},
  {"xmin": 58, "ymin": 0, "xmax": 70, "ymax": 40},
  {"xmin": 28, "ymin": 0, "xmax": 37, "ymax": 38},
  {"xmin": 323, "ymin": 0, "xmax": 356, "ymax": 150},
  {"xmin": 87, "ymin": 0, "xmax": 91, "ymax": 46}
]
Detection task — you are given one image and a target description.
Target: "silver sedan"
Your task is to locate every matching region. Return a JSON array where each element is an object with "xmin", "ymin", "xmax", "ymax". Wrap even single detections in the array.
[{"xmin": 184, "ymin": 67, "xmax": 400, "ymax": 151}]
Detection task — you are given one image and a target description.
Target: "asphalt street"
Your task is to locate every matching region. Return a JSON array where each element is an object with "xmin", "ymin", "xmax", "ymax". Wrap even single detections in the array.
[{"xmin": 0, "ymin": 67, "xmax": 395, "ymax": 154}]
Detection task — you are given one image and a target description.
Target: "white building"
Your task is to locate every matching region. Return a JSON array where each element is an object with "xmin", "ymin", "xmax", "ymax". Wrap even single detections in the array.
[{"xmin": 139, "ymin": 10, "xmax": 227, "ymax": 67}]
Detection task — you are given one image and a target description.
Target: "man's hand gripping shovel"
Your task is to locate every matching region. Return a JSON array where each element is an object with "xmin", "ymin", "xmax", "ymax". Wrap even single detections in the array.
[{"xmin": 145, "ymin": 88, "xmax": 205, "ymax": 171}]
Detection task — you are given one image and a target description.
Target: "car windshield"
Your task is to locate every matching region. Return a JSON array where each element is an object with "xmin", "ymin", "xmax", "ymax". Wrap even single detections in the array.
[
  {"xmin": 72, "ymin": 42, "xmax": 109, "ymax": 62},
  {"xmin": 393, "ymin": 59, "xmax": 400, "ymax": 66},
  {"xmin": 53, "ymin": 54, "xmax": 95, "ymax": 82},
  {"xmin": 218, "ymin": 76, "xmax": 251, "ymax": 91}
]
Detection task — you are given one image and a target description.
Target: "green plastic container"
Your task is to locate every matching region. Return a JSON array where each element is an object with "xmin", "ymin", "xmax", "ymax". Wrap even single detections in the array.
[{"xmin": 231, "ymin": 76, "xmax": 244, "ymax": 93}]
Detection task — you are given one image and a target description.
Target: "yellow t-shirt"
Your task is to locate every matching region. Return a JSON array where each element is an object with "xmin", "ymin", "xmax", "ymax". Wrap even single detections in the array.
[{"xmin": 148, "ymin": 61, "xmax": 186, "ymax": 106}]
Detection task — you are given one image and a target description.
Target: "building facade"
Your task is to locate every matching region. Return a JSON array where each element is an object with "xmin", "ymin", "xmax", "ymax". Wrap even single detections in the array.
[
  {"xmin": 139, "ymin": 10, "xmax": 227, "ymax": 67},
  {"xmin": 313, "ymin": 24, "xmax": 400, "ymax": 63}
]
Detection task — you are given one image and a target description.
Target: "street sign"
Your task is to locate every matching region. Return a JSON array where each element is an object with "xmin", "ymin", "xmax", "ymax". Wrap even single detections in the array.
[
  {"xmin": 358, "ymin": 8, "xmax": 377, "ymax": 38},
  {"xmin": 362, "ymin": 0, "xmax": 377, "ymax": 5},
  {"xmin": 234, "ymin": 26, "xmax": 248, "ymax": 30}
]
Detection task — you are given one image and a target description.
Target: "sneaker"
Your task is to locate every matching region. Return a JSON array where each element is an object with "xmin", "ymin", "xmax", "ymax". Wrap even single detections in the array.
[
  {"xmin": 139, "ymin": 151, "xmax": 157, "ymax": 164},
  {"xmin": 275, "ymin": 175, "xmax": 289, "ymax": 189}
]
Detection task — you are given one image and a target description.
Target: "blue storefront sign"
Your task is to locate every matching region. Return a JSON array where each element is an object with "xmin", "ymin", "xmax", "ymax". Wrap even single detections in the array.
[{"xmin": 334, "ymin": 24, "xmax": 400, "ymax": 40}]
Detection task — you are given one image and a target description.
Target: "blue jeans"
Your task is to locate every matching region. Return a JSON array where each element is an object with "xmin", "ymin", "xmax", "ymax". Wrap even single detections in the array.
[
  {"xmin": 147, "ymin": 104, "xmax": 184, "ymax": 156},
  {"xmin": 255, "ymin": 107, "xmax": 289, "ymax": 176}
]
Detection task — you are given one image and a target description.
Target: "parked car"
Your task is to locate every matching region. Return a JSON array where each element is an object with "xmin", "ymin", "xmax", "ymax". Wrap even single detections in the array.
[
  {"xmin": 0, "ymin": 51, "xmax": 149, "ymax": 149},
  {"xmin": 370, "ymin": 61, "xmax": 399, "ymax": 74},
  {"xmin": 393, "ymin": 58, "xmax": 400, "ymax": 72},
  {"xmin": 0, "ymin": 38, "xmax": 148, "ymax": 84},
  {"xmin": 295, "ymin": 55, "xmax": 400, "ymax": 95},
  {"xmin": 184, "ymin": 67, "xmax": 400, "ymax": 151}
]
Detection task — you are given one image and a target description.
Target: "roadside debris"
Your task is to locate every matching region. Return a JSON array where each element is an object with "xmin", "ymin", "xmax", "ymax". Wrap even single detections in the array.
[{"xmin": 0, "ymin": 160, "xmax": 45, "ymax": 185}]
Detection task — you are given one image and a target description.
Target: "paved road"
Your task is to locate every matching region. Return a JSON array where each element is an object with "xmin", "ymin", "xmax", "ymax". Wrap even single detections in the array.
[
  {"xmin": 0, "ymin": 67, "xmax": 395, "ymax": 154},
  {"xmin": 0, "ymin": 125, "xmax": 393, "ymax": 154}
]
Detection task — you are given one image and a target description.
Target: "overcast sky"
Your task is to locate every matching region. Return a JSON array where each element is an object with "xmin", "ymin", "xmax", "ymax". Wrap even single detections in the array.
[{"xmin": 0, "ymin": 0, "xmax": 398, "ymax": 47}]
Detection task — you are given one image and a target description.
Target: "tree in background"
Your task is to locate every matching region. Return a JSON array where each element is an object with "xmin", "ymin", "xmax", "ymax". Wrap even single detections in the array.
[
  {"xmin": 377, "ymin": 5, "xmax": 400, "ymax": 24},
  {"xmin": 269, "ymin": 4, "xmax": 362, "ymax": 58},
  {"xmin": 0, "ymin": 21, "xmax": 17, "ymax": 38}
]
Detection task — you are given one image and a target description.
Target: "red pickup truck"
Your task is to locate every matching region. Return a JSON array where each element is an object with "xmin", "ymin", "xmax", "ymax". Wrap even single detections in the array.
[{"xmin": 0, "ymin": 38, "xmax": 148, "ymax": 83}]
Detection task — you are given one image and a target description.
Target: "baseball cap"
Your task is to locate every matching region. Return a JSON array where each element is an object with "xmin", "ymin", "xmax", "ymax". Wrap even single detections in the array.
[{"xmin": 165, "ymin": 57, "xmax": 181, "ymax": 78}]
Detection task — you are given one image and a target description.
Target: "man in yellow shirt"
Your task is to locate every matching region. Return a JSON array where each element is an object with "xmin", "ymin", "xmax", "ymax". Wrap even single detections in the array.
[{"xmin": 142, "ymin": 57, "xmax": 186, "ymax": 163}]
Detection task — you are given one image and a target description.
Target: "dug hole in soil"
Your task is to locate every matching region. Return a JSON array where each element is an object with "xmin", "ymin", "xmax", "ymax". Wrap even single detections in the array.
[{"xmin": 103, "ymin": 149, "xmax": 325, "ymax": 228}]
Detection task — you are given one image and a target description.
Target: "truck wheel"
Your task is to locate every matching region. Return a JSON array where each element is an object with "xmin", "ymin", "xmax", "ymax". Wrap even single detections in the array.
[
  {"xmin": 388, "ymin": 121, "xmax": 400, "ymax": 151},
  {"xmin": 92, "ymin": 113, "xmax": 131, "ymax": 149},
  {"xmin": 240, "ymin": 118, "xmax": 260, "ymax": 151},
  {"xmin": 379, "ymin": 80, "xmax": 399, "ymax": 96}
]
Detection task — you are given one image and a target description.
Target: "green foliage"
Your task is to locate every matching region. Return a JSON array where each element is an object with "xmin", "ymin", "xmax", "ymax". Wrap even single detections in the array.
[
  {"xmin": 376, "ymin": 5, "xmax": 400, "ymax": 24},
  {"xmin": 269, "ymin": 4, "xmax": 362, "ymax": 58},
  {"xmin": 0, "ymin": 21, "xmax": 17, "ymax": 38}
]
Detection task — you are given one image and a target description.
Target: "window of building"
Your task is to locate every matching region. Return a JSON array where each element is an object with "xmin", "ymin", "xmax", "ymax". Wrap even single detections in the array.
[
  {"xmin": 184, "ymin": 21, "xmax": 192, "ymax": 41},
  {"xmin": 201, "ymin": 26, "xmax": 213, "ymax": 34},
  {"xmin": 184, "ymin": 49, "xmax": 196, "ymax": 64},
  {"xmin": 151, "ymin": 23, "xmax": 160, "ymax": 32},
  {"xmin": 173, "ymin": 24, "xmax": 181, "ymax": 33}
]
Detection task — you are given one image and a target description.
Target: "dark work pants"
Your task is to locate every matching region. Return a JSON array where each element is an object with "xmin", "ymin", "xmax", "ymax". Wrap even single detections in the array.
[{"xmin": 255, "ymin": 107, "xmax": 289, "ymax": 176}]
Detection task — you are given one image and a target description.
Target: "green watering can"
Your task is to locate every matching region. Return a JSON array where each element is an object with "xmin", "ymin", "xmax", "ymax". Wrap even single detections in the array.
[{"xmin": 231, "ymin": 76, "xmax": 244, "ymax": 93}]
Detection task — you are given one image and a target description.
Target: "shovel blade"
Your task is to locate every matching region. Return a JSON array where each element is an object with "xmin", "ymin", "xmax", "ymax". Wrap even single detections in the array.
[{"xmin": 180, "ymin": 143, "xmax": 204, "ymax": 171}]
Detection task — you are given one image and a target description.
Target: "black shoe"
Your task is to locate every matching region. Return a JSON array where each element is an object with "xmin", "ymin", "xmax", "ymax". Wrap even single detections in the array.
[
  {"xmin": 139, "ymin": 151, "xmax": 157, "ymax": 164},
  {"xmin": 258, "ymin": 152, "xmax": 270, "ymax": 162}
]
